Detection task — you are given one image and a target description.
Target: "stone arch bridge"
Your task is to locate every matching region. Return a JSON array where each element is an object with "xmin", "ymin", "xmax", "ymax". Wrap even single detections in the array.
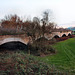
[
  {"xmin": 0, "ymin": 34, "xmax": 32, "ymax": 45},
  {"xmin": 44, "ymin": 30, "xmax": 72, "ymax": 40},
  {"xmin": 0, "ymin": 30, "xmax": 72, "ymax": 45}
]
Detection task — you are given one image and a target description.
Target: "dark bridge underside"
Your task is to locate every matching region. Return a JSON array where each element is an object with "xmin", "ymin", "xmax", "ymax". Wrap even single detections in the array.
[{"xmin": 0, "ymin": 41, "xmax": 28, "ymax": 50}]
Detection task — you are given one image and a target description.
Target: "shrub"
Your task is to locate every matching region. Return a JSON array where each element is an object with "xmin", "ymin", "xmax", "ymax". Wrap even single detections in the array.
[
  {"xmin": 0, "ymin": 51, "xmax": 57, "ymax": 74},
  {"xmin": 69, "ymin": 35, "xmax": 75, "ymax": 38},
  {"xmin": 56, "ymin": 37, "xmax": 69, "ymax": 41},
  {"xmin": 0, "ymin": 49, "xmax": 71, "ymax": 74},
  {"xmin": 49, "ymin": 38, "xmax": 56, "ymax": 44},
  {"xmin": 29, "ymin": 40, "xmax": 56, "ymax": 56}
]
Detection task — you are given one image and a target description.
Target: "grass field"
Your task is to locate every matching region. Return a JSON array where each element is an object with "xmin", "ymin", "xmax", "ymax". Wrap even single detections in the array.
[{"xmin": 37, "ymin": 38, "xmax": 75, "ymax": 73}]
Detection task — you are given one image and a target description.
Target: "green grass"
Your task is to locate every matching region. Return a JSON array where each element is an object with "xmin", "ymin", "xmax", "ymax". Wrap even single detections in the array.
[{"xmin": 37, "ymin": 38, "xmax": 75, "ymax": 73}]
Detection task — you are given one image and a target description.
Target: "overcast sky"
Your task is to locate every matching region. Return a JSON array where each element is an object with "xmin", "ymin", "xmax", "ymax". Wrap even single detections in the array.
[{"xmin": 0, "ymin": 0, "xmax": 75, "ymax": 28}]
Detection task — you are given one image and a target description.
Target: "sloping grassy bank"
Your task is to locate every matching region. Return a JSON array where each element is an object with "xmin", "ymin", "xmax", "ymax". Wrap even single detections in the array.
[{"xmin": 37, "ymin": 38, "xmax": 75, "ymax": 73}]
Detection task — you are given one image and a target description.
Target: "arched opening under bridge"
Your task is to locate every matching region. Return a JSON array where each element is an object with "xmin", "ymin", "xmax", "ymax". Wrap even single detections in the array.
[
  {"xmin": 0, "ymin": 41, "xmax": 28, "ymax": 51},
  {"xmin": 62, "ymin": 34, "xmax": 66, "ymax": 37}
]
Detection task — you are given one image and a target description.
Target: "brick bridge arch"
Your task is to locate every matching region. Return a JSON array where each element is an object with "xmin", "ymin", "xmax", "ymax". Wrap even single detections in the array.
[
  {"xmin": 0, "ymin": 30, "xmax": 72, "ymax": 45},
  {"xmin": 44, "ymin": 31, "xmax": 72, "ymax": 40},
  {"xmin": 0, "ymin": 35, "xmax": 32, "ymax": 45}
]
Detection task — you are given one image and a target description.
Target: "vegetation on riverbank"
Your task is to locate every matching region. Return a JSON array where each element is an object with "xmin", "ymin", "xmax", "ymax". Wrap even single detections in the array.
[
  {"xmin": 0, "ymin": 50, "xmax": 68, "ymax": 75},
  {"xmin": 0, "ymin": 38, "xmax": 75, "ymax": 74}
]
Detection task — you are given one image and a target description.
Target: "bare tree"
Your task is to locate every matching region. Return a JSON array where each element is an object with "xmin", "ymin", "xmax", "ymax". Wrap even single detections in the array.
[
  {"xmin": 22, "ymin": 17, "xmax": 41, "ymax": 41},
  {"xmin": 33, "ymin": 17, "xmax": 42, "ymax": 38},
  {"xmin": 41, "ymin": 9, "xmax": 55, "ymax": 37}
]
